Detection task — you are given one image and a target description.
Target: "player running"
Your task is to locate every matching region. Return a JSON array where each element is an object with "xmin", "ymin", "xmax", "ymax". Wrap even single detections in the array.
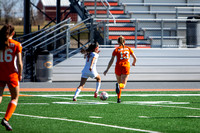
[
  {"xmin": 0, "ymin": 24, "xmax": 23, "ymax": 131},
  {"xmin": 103, "ymin": 36, "xmax": 137, "ymax": 103},
  {"xmin": 73, "ymin": 43, "xmax": 101, "ymax": 101}
]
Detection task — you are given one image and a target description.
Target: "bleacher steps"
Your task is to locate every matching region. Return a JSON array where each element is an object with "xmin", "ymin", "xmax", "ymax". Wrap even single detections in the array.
[{"xmin": 53, "ymin": 48, "xmax": 200, "ymax": 81}]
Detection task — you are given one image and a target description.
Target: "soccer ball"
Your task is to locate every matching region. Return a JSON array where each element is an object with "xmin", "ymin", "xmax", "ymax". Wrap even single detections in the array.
[{"xmin": 99, "ymin": 91, "xmax": 109, "ymax": 101}]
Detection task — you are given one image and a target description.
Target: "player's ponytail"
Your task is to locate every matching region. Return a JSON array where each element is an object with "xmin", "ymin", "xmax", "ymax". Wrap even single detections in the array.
[
  {"xmin": 81, "ymin": 43, "xmax": 98, "ymax": 59},
  {"xmin": 117, "ymin": 36, "xmax": 125, "ymax": 49},
  {"xmin": 0, "ymin": 24, "xmax": 15, "ymax": 50}
]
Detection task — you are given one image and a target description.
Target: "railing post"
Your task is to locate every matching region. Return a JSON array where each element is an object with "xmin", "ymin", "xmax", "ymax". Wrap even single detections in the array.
[
  {"xmin": 95, "ymin": 0, "xmax": 97, "ymax": 18},
  {"xmin": 135, "ymin": 19, "xmax": 138, "ymax": 48},
  {"xmin": 161, "ymin": 19, "xmax": 164, "ymax": 48},
  {"xmin": 90, "ymin": 18, "xmax": 94, "ymax": 43},
  {"xmin": 103, "ymin": 21, "xmax": 106, "ymax": 45},
  {"xmin": 106, "ymin": 7, "xmax": 109, "ymax": 45},
  {"xmin": 66, "ymin": 28, "xmax": 70, "ymax": 59}
]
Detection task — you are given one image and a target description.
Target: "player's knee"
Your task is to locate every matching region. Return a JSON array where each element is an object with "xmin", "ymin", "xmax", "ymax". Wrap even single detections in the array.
[{"xmin": 97, "ymin": 77, "xmax": 101, "ymax": 82}]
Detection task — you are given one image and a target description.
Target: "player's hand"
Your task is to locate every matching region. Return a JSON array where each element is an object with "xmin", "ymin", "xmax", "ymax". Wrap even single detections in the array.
[
  {"xmin": 18, "ymin": 75, "xmax": 22, "ymax": 81},
  {"xmin": 132, "ymin": 62, "xmax": 136, "ymax": 66},
  {"xmin": 103, "ymin": 70, "xmax": 108, "ymax": 76},
  {"xmin": 89, "ymin": 67, "xmax": 92, "ymax": 71}
]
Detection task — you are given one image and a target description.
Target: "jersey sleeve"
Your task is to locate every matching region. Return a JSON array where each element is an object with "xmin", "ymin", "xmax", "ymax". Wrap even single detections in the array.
[
  {"xmin": 129, "ymin": 47, "xmax": 133, "ymax": 55},
  {"xmin": 94, "ymin": 53, "xmax": 99, "ymax": 58},
  {"xmin": 17, "ymin": 43, "xmax": 22, "ymax": 53},
  {"xmin": 112, "ymin": 48, "xmax": 117, "ymax": 56}
]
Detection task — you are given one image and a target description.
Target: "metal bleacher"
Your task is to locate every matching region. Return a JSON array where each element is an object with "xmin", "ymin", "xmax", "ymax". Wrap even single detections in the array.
[
  {"xmin": 52, "ymin": 0, "xmax": 200, "ymax": 82},
  {"xmin": 53, "ymin": 48, "xmax": 200, "ymax": 81}
]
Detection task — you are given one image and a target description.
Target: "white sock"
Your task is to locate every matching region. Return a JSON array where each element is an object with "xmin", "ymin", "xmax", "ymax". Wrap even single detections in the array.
[
  {"xmin": 96, "ymin": 82, "xmax": 101, "ymax": 93},
  {"xmin": 74, "ymin": 88, "xmax": 81, "ymax": 98}
]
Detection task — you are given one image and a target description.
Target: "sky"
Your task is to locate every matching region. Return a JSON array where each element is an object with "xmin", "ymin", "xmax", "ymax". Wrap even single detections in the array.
[{"xmin": 0, "ymin": 0, "xmax": 39, "ymax": 18}]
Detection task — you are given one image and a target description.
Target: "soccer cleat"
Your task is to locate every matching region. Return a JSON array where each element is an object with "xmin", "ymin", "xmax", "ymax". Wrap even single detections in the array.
[
  {"xmin": 1, "ymin": 118, "xmax": 13, "ymax": 131},
  {"xmin": 117, "ymin": 98, "xmax": 121, "ymax": 103},
  {"xmin": 94, "ymin": 92, "xmax": 98, "ymax": 98},
  {"xmin": 116, "ymin": 83, "xmax": 120, "ymax": 94},
  {"xmin": 73, "ymin": 97, "xmax": 77, "ymax": 101}
]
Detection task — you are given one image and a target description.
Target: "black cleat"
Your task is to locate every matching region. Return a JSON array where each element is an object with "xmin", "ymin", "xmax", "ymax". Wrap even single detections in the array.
[
  {"xmin": 116, "ymin": 83, "xmax": 120, "ymax": 94},
  {"xmin": 117, "ymin": 98, "xmax": 121, "ymax": 103},
  {"xmin": 1, "ymin": 118, "xmax": 12, "ymax": 131}
]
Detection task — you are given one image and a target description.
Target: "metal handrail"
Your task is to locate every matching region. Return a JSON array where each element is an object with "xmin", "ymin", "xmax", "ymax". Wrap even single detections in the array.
[
  {"xmin": 22, "ymin": 18, "xmax": 71, "ymax": 48},
  {"xmin": 100, "ymin": 0, "xmax": 116, "ymax": 24},
  {"xmin": 94, "ymin": 18, "xmax": 200, "ymax": 23}
]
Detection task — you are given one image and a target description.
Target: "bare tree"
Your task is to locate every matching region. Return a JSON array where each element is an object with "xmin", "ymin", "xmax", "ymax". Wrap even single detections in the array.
[{"xmin": 1, "ymin": 0, "xmax": 18, "ymax": 23}]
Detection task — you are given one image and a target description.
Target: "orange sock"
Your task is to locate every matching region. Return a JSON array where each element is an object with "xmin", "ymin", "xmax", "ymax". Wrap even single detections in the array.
[
  {"xmin": 117, "ymin": 83, "xmax": 124, "ymax": 99},
  {"xmin": 117, "ymin": 88, "xmax": 122, "ymax": 99},
  {"xmin": 4, "ymin": 100, "xmax": 17, "ymax": 121}
]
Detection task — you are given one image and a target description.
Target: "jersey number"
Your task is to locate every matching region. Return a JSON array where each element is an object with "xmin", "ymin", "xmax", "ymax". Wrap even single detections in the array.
[
  {"xmin": 120, "ymin": 51, "xmax": 129, "ymax": 60},
  {"xmin": 0, "ymin": 49, "xmax": 13, "ymax": 62}
]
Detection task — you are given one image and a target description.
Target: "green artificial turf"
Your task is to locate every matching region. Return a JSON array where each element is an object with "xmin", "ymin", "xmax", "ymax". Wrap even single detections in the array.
[{"xmin": 0, "ymin": 91, "xmax": 200, "ymax": 133}]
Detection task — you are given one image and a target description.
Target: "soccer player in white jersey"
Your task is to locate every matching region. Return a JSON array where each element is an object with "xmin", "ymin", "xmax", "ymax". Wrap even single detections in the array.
[{"xmin": 73, "ymin": 43, "xmax": 101, "ymax": 101}]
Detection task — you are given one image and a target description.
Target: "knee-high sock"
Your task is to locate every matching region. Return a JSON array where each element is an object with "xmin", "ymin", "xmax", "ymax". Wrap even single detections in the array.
[
  {"xmin": 96, "ymin": 82, "xmax": 101, "ymax": 93},
  {"xmin": 117, "ymin": 83, "xmax": 125, "ymax": 99},
  {"xmin": 74, "ymin": 88, "xmax": 81, "ymax": 98},
  {"xmin": 4, "ymin": 100, "xmax": 17, "ymax": 121}
]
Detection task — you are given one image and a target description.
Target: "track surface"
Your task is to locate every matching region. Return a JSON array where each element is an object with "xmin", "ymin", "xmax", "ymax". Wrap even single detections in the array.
[{"xmin": 4, "ymin": 82, "xmax": 200, "ymax": 91}]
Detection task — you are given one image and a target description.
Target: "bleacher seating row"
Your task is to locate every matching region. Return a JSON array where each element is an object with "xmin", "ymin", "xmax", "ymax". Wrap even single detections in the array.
[
  {"xmin": 52, "ymin": 0, "xmax": 200, "ymax": 82},
  {"xmin": 83, "ymin": 0, "xmax": 200, "ymax": 47},
  {"xmin": 53, "ymin": 48, "xmax": 200, "ymax": 81}
]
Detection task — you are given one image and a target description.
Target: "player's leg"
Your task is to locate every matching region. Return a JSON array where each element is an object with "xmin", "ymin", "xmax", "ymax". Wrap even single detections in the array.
[
  {"xmin": 2, "ymin": 85, "xmax": 19, "ymax": 131},
  {"xmin": 4, "ymin": 86, "xmax": 19, "ymax": 121},
  {"xmin": 120, "ymin": 74, "xmax": 129, "ymax": 88},
  {"xmin": 94, "ymin": 74, "xmax": 101, "ymax": 98},
  {"xmin": 0, "ymin": 87, "xmax": 4, "ymax": 104},
  {"xmin": 73, "ymin": 77, "xmax": 87, "ymax": 101},
  {"xmin": 115, "ymin": 74, "xmax": 122, "ymax": 103},
  {"xmin": 0, "ymin": 82, "xmax": 6, "ymax": 104}
]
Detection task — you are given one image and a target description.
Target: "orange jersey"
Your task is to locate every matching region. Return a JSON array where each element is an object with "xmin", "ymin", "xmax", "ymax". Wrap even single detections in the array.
[
  {"xmin": 112, "ymin": 45, "xmax": 133, "ymax": 75},
  {"xmin": 112, "ymin": 45, "xmax": 133, "ymax": 67},
  {"xmin": 0, "ymin": 39, "xmax": 22, "ymax": 81}
]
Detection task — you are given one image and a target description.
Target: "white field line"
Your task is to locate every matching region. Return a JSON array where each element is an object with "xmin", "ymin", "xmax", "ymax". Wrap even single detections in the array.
[
  {"xmin": 29, "ymin": 94, "xmax": 200, "ymax": 97},
  {"xmin": 150, "ymin": 105, "xmax": 200, "ymax": 110},
  {"xmin": 0, "ymin": 112, "xmax": 160, "ymax": 133}
]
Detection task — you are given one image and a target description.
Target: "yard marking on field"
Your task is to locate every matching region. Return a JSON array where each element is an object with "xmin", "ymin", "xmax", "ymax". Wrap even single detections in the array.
[
  {"xmin": 18, "ymin": 103, "xmax": 49, "ymax": 105},
  {"xmin": 187, "ymin": 116, "xmax": 200, "ymax": 118},
  {"xmin": 149, "ymin": 105, "xmax": 200, "ymax": 110},
  {"xmin": 89, "ymin": 116, "xmax": 102, "ymax": 119},
  {"xmin": 0, "ymin": 112, "xmax": 160, "ymax": 133}
]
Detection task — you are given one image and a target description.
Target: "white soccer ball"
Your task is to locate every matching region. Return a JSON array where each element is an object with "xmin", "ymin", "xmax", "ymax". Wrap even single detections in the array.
[{"xmin": 99, "ymin": 91, "xmax": 109, "ymax": 101}]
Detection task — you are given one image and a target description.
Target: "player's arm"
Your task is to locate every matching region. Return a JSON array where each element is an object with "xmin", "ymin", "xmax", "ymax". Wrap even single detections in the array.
[
  {"xmin": 103, "ymin": 56, "xmax": 115, "ymax": 76},
  {"xmin": 17, "ymin": 52, "xmax": 23, "ymax": 81},
  {"xmin": 131, "ymin": 53, "xmax": 137, "ymax": 66},
  {"xmin": 89, "ymin": 57, "xmax": 96, "ymax": 71}
]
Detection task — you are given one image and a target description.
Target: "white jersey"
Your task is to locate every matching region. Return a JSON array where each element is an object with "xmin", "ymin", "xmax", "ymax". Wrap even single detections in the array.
[{"xmin": 81, "ymin": 52, "xmax": 99, "ymax": 79}]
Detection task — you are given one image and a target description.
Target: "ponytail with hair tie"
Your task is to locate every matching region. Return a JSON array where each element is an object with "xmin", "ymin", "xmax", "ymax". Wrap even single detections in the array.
[{"xmin": 117, "ymin": 36, "xmax": 125, "ymax": 49}]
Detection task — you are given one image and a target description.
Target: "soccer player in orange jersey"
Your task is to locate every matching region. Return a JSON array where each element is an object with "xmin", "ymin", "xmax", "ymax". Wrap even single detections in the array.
[
  {"xmin": 104, "ymin": 36, "xmax": 137, "ymax": 103},
  {"xmin": 0, "ymin": 24, "xmax": 23, "ymax": 131}
]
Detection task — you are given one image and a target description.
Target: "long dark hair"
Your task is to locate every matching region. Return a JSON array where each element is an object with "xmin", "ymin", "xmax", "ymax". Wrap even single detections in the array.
[
  {"xmin": 0, "ymin": 24, "xmax": 15, "ymax": 50},
  {"xmin": 81, "ymin": 43, "xmax": 99, "ymax": 59}
]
